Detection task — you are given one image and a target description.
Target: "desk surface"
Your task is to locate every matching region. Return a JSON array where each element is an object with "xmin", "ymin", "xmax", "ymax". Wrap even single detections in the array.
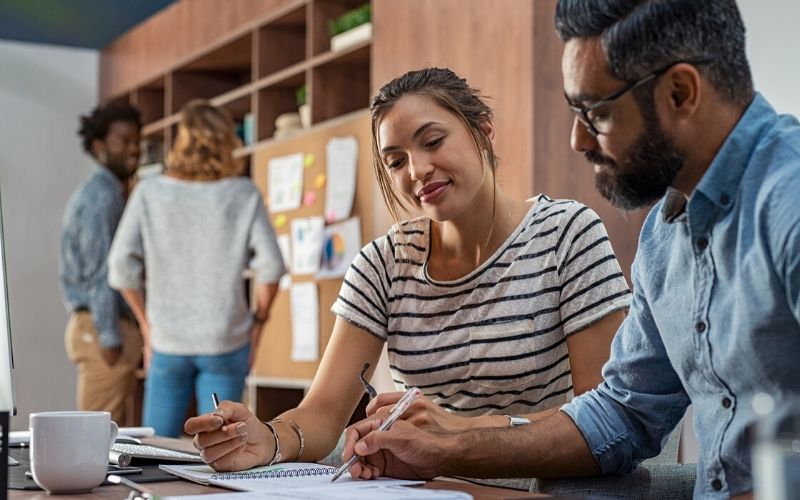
[{"xmin": 9, "ymin": 437, "xmax": 541, "ymax": 500}]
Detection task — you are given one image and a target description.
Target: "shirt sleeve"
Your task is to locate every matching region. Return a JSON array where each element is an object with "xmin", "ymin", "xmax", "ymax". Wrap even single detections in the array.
[
  {"xmin": 560, "ymin": 253, "xmax": 691, "ymax": 474},
  {"xmin": 555, "ymin": 204, "xmax": 631, "ymax": 335},
  {"xmin": 83, "ymin": 197, "xmax": 123, "ymax": 348},
  {"xmin": 107, "ymin": 190, "xmax": 145, "ymax": 291},
  {"xmin": 248, "ymin": 195, "xmax": 287, "ymax": 284},
  {"xmin": 331, "ymin": 237, "xmax": 391, "ymax": 341},
  {"xmin": 771, "ymin": 174, "xmax": 800, "ymax": 324}
]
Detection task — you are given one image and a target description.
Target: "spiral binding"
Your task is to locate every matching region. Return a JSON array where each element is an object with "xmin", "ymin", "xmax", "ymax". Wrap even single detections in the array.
[{"xmin": 212, "ymin": 466, "xmax": 335, "ymax": 481}]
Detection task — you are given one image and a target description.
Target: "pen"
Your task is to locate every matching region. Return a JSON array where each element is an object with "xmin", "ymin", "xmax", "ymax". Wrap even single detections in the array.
[
  {"xmin": 212, "ymin": 392, "xmax": 220, "ymax": 409},
  {"xmin": 330, "ymin": 387, "xmax": 420, "ymax": 482}
]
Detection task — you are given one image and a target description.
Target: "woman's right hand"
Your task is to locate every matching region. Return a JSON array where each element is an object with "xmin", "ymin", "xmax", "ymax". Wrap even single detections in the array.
[{"xmin": 184, "ymin": 401, "xmax": 273, "ymax": 472}]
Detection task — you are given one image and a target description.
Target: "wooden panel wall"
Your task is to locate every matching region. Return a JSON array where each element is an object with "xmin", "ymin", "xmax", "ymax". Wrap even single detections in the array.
[
  {"xmin": 100, "ymin": 0, "xmax": 294, "ymax": 100},
  {"xmin": 372, "ymin": 0, "xmax": 643, "ymax": 279}
]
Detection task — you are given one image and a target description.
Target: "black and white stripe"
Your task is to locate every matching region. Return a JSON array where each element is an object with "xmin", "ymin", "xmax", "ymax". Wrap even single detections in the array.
[{"xmin": 332, "ymin": 195, "xmax": 631, "ymax": 416}]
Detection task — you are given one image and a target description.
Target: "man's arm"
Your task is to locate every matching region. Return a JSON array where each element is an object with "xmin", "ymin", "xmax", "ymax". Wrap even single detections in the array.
[{"xmin": 345, "ymin": 408, "xmax": 598, "ymax": 481}]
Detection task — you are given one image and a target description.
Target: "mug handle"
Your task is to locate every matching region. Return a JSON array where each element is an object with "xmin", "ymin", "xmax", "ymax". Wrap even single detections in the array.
[{"xmin": 109, "ymin": 420, "xmax": 119, "ymax": 449}]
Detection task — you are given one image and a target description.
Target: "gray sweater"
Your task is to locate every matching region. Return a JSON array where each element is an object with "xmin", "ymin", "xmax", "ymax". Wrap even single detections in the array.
[{"xmin": 108, "ymin": 175, "xmax": 286, "ymax": 355}]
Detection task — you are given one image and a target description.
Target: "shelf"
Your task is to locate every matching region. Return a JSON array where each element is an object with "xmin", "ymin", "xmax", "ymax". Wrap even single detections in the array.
[
  {"xmin": 310, "ymin": 0, "xmax": 370, "ymax": 56},
  {"xmin": 311, "ymin": 42, "xmax": 370, "ymax": 123},
  {"xmin": 257, "ymin": 4, "xmax": 307, "ymax": 78},
  {"xmin": 133, "ymin": 76, "xmax": 166, "ymax": 124}
]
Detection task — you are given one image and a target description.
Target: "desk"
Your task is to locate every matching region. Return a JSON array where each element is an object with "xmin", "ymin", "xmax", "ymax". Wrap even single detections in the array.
[{"xmin": 9, "ymin": 438, "xmax": 541, "ymax": 500}]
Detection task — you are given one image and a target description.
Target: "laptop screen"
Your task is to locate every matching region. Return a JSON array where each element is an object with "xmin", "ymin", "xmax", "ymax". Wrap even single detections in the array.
[{"xmin": 0, "ymin": 193, "xmax": 15, "ymax": 414}]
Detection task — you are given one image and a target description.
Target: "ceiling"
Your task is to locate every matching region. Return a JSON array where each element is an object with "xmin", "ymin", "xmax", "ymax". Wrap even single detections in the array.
[{"xmin": 0, "ymin": 0, "xmax": 175, "ymax": 49}]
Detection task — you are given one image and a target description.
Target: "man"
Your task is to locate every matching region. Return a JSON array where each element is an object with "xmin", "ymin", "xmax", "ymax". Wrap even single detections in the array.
[
  {"xmin": 340, "ymin": 1, "xmax": 800, "ymax": 498},
  {"xmin": 59, "ymin": 103, "xmax": 144, "ymax": 424}
]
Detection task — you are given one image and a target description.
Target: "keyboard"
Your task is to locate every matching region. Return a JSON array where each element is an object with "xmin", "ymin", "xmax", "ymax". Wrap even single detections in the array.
[{"xmin": 111, "ymin": 442, "xmax": 203, "ymax": 463}]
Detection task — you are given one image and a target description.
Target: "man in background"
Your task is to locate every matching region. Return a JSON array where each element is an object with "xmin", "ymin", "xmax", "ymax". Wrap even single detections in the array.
[
  {"xmin": 59, "ymin": 103, "xmax": 143, "ymax": 424},
  {"xmin": 341, "ymin": 0, "xmax": 800, "ymax": 498}
]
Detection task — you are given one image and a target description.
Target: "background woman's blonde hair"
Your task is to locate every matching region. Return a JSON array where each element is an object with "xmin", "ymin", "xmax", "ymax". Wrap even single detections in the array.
[{"xmin": 167, "ymin": 100, "xmax": 244, "ymax": 180}]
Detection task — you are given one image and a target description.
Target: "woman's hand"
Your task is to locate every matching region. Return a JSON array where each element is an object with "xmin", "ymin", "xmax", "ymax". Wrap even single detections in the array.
[
  {"xmin": 184, "ymin": 401, "xmax": 273, "ymax": 472},
  {"xmin": 366, "ymin": 392, "xmax": 473, "ymax": 434},
  {"xmin": 248, "ymin": 321, "xmax": 264, "ymax": 368},
  {"xmin": 139, "ymin": 321, "xmax": 152, "ymax": 373}
]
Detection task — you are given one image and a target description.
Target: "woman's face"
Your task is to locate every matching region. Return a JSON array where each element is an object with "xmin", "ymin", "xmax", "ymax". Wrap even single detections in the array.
[{"xmin": 376, "ymin": 95, "xmax": 495, "ymax": 222}]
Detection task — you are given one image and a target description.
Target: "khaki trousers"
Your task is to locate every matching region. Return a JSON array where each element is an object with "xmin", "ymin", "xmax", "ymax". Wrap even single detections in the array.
[{"xmin": 64, "ymin": 312, "xmax": 142, "ymax": 424}]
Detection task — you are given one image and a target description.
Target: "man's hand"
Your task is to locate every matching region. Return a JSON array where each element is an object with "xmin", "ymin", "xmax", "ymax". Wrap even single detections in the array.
[
  {"xmin": 184, "ymin": 401, "xmax": 273, "ymax": 472},
  {"xmin": 342, "ymin": 417, "xmax": 446, "ymax": 480},
  {"xmin": 102, "ymin": 346, "xmax": 122, "ymax": 366},
  {"xmin": 366, "ymin": 392, "xmax": 472, "ymax": 433}
]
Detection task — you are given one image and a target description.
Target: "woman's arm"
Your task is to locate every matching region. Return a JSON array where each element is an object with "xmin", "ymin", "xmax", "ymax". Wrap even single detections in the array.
[{"xmin": 185, "ymin": 316, "xmax": 384, "ymax": 471}]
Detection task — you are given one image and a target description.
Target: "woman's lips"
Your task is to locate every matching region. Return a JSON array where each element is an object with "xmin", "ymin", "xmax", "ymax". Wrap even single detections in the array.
[{"xmin": 417, "ymin": 181, "xmax": 451, "ymax": 203}]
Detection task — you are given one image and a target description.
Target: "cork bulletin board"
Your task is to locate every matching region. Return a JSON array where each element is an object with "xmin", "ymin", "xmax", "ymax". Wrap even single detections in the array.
[{"xmin": 250, "ymin": 110, "xmax": 376, "ymax": 380}]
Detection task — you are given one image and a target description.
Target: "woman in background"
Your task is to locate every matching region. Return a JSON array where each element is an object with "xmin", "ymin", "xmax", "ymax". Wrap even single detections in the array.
[
  {"xmin": 184, "ymin": 68, "xmax": 630, "ymax": 469},
  {"xmin": 108, "ymin": 100, "xmax": 286, "ymax": 437}
]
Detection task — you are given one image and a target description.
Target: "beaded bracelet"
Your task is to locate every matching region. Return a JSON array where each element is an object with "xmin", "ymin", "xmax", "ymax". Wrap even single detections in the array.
[{"xmin": 262, "ymin": 420, "xmax": 282, "ymax": 465}]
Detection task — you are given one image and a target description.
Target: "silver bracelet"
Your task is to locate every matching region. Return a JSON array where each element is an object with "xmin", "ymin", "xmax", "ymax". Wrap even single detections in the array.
[
  {"xmin": 262, "ymin": 420, "xmax": 282, "ymax": 465},
  {"xmin": 273, "ymin": 417, "xmax": 304, "ymax": 461}
]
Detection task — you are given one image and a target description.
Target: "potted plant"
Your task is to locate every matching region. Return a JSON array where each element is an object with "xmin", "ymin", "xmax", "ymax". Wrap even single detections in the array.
[
  {"xmin": 328, "ymin": 4, "xmax": 371, "ymax": 52},
  {"xmin": 296, "ymin": 84, "xmax": 310, "ymax": 129}
]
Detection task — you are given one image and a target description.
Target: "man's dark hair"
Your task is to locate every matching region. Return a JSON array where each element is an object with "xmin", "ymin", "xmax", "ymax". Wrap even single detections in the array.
[
  {"xmin": 78, "ymin": 103, "xmax": 141, "ymax": 154},
  {"xmin": 555, "ymin": 0, "xmax": 754, "ymax": 107}
]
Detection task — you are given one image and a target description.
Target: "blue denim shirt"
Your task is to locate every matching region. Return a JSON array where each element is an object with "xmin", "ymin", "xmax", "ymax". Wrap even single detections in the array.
[
  {"xmin": 562, "ymin": 93, "xmax": 800, "ymax": 499},
  {"xmin": 59, "ymin": 166, "xmax": 130, "ymax": 348}
]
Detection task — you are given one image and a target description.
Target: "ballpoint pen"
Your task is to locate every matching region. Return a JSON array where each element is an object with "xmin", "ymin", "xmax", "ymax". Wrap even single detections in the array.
[
  {"xmin": 107, "ymin": 474, "xmax": 162, "ymax": 500},
  {"xmin": 212, "ymin": 392, "xmax": 220, "ymax": 409},
  {"xmin": 330, "ymin": 386, "xmax": 421, "ymax": 482}
]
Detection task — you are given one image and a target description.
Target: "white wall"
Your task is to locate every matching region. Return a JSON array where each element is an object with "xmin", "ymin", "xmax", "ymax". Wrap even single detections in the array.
[
  {"xmin": 739, "ymin": 0, "xmax": 800, "ymax": 115},
  {"xmin": 0, "ymin": 40, "xmax": 98, "ymax": 430}
]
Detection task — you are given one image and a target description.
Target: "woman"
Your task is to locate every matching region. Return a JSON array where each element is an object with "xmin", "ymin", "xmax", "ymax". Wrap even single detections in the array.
[
  {"xmin": 185, "ymin": 68, "xmax": 630, "ymax": 469},
  {"xmin": 108, "ymin": 100, "xmax": 286, "ymax": 437}
]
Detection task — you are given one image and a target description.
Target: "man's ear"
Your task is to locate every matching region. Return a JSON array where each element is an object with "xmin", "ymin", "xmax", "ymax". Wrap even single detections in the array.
[
  {"xmin": 662, "ymin": 63, "xmax": 703, "ymax": 119},
  {"xmin": 91, "ymin": 138, "xmax": 106, "ymax": 163}
]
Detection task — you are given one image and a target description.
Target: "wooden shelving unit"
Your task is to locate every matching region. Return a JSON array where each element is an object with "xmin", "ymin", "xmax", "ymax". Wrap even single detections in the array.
[{"xmin": 105, "ymin": 0, "xmax": 372, "ymax": 170}]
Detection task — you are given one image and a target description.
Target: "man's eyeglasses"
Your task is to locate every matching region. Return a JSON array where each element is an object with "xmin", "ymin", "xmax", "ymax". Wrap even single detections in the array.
[{"xmin": 566, "ymin": 58, "xmax": 714, "ymax": 137}]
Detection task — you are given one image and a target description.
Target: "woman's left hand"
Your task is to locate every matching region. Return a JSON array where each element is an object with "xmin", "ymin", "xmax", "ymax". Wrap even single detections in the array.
[
  {"xmin": 248, "ymin": 322, "xmax": 263, "ymax": 368},
  {"xmin": 366, "ymin": 391, "xmax": 472, "ymax": 434}
]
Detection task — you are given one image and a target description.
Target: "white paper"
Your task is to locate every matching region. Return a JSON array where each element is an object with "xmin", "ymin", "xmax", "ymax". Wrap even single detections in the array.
[
  {"xmin": 290, "ymin": 216, "xmax": 325, "ymax": 275},
  {"xmin": 316, "ymin": 217, "xmax": 362, "ymax": 279},
  {"xmin": 276, "ymin": 234, "xmax": 292, "ymax": 290},
  {"xmin": 290, "ymin": 282, "xmax": 319, "ymax": 362},
  {"xmin": 324, "ymin": 136, "xmax": 358, "ymax": 222},
  {"xmin": 268, "ymin": 153, "xmax": 304, "ymax": 213}
]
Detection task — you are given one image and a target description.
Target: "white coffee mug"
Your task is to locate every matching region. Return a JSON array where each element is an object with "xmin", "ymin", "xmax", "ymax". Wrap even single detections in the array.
[{"xmin": 29, "ymin": 411, "xmax": 118, "ymax": 494}]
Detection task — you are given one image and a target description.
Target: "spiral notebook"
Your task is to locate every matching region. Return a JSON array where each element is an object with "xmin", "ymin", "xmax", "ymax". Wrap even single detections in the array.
[{"xmin": 160, "ymin": 462, "xmax": 423, "ymax": 493}]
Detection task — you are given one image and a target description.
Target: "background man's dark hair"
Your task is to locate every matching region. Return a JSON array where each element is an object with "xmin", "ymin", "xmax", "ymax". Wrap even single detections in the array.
[
  {"xmin": 555, "ymin": 0, "xmax": 754, "ymax": 107},
  {"xmin": 78, "ymin": 103, "xmax": 141, "ymax": 155}
]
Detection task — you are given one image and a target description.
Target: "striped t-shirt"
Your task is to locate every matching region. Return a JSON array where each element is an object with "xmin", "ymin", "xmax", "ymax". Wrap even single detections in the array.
[{"xmin": 332, "ymin": 195, "xmax": 631, "ymax": 416}]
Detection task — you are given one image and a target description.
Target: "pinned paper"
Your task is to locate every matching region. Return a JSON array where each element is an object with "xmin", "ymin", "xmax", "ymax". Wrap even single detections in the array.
[
  {"xmin": 324, "ymin": 137, "xmax": 358, "ymax": 222},
  {"xmin": 303, "ymin": 191, "xmax": 316, "ymax": 206},
  {"xmin": 290, "ymin": 216, "xmax": 325, "ymax": 275},
  {"xmin": 290, "ymin": 282, "xmax": 318, "ymax": 362},
  {"xmin": 273, "ymin": 213, "xmax": 288, "ymax": 229},
  {"xmin": 304, "ymin": 153, "xmax": 315, "ymax": 168},
  {"xmin": 268, "ymin": 153, "xmax": 304, "ymax": 212},
  {"xmin": 314, "ymin": 173, "xmax": 326, "ymax": 189},
  {"xmin": 317, "ymin": 217, "xmax": 362, "ymax": 279}
]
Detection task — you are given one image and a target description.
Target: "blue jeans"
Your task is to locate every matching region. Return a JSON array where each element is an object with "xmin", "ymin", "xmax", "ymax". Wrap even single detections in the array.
[{"xmin": 143, "ymin": 344, "xmax": 250, "ymax": 437}]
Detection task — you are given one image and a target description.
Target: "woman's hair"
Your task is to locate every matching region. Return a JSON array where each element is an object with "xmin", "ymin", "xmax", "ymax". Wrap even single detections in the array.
[
  {"xmin": 369, "ymin": 68, "xmax": 497, "ymax": 222},
  {"xmin": 167, "ymin": 100, "xmax": 244, "ymax": 180},
  {"xmin": 78, "ymin": 103, "xmax": 141, "ymax": 155}
]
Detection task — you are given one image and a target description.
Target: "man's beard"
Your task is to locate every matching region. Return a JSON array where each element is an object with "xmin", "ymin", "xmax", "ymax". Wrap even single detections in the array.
[
  {"xmin": 106, "ymin": 156, "xmax": 136, "ymax": 181},
  {"xmin": 586, "ymin": 120, "xmax": 684, "ymax": 211}
]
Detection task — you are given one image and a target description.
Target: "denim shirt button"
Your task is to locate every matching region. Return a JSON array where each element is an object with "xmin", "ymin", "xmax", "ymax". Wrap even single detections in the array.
[
  {"xmin": 722, "ymin": 397, "xmax": 732, "ymax": 409},
  {"xmin": 720, "ymin": 193, "xmax": 730, "ymax": 206},
  {"xmin": 711, "ymin": 478, "xmax": 723, "ymax": 491},
  {"xmin": 697, "ymin": 237, "xmax": 709, "ymax": 250},
  {"xmin": 695, "ymin": 321, "xmax": 706, "ymax": 333}
]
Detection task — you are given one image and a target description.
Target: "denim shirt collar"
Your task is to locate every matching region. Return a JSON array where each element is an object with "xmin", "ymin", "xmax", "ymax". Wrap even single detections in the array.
[{"xmin": 92, "ymin": 165, "xmax": 124, "ymax": 195}]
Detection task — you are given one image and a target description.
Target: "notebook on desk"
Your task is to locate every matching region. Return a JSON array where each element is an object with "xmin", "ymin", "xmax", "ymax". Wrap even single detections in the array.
[{"xmin": 160, "ymin": 462, "xmax": 423, "ymax": 493}]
